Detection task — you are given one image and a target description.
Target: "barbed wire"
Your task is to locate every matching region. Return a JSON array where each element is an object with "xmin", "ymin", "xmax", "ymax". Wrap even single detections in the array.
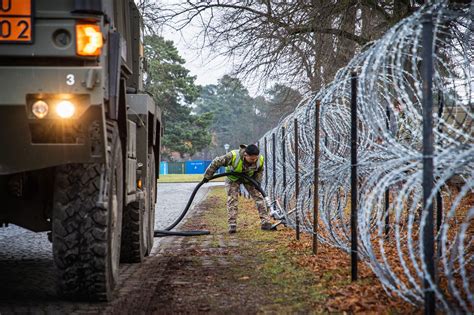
[{"xmin": 259, "ymin": 1, "xmax": 473, "ymax": 312}]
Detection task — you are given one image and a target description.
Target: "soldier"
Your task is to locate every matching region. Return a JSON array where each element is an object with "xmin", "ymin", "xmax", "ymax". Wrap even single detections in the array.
[{"xmin": 203, "ymin": 144, "xmax": 275, "ymax": 233}]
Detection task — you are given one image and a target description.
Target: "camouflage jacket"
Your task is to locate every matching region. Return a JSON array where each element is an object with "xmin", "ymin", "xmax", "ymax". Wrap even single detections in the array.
[{"xmin": 204, "ymin": 148, "xmax": 263, "ymax": 182}]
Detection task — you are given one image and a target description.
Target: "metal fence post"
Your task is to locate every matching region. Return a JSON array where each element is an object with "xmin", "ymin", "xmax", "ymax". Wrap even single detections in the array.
[
  {"xmin": 350, "ymin": 71, "xmax": 358, "ymax": 282},
  {"xmin": 436, "ymin": 91, "xmax": 444, "ymax": 236},
  {"xmin": 264, "ymin": 137, "xmax": 268, "ymax": 192},
  {"xmin": 385, "ymin": 106, "xmax": 391, "ymax": 239},
  {"xmin": 294, "ymin": 118, "xmax": 300, "ymax": 241},
  {"xmin": 282, "ymin": 127, "xmax": 287, "ymax": 211},
  {"xmin": 422, "ymin": 12, "xmax": 435, "ymax": 315},
  {"xmin": 272, "ymin": 133, "xmax": 276, "ymax": 199},
  {"xmin": 436, "ymin": 191, "xmax": 443, "ymax": 261},
  {"xmin": 385, "ymin": 190, "xmax": 390, "ymax": 239},
  {"xmin": 313, "ymin": 101, "xmax": 321, "ymax": 255}
]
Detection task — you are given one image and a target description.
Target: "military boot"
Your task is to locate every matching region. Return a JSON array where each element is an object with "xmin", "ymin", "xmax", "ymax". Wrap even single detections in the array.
[{"xmin": 261, "ymin": 222, "xmax": 277, "ymax": 231}]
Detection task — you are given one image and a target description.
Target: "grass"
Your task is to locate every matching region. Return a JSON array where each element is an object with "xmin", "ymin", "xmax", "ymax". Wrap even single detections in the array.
[
  {"xmin": 198, "ymin": 187, "xmax": 417, "ymax": 313},
  {"xmin": 157, "ymin": 174, "xmax": 225, "ymax": 183},
  {"xmin": 200, "ymin": 188, "xmax": 327, "ymax": 313}
]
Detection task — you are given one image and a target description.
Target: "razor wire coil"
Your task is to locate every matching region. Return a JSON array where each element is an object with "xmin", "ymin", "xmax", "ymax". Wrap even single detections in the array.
[{"xmin": 259, "ymin": 2, "xmax": 473, "ymax": 312}]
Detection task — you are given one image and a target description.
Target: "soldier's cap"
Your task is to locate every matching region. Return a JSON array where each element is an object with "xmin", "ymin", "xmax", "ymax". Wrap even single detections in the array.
[{"xmin": 244, "ymin": 144, "xmax": 259, "ymax": 156}]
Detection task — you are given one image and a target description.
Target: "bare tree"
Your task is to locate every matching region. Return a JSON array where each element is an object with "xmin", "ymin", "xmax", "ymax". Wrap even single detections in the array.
[
  {"xmin": 148, "ymin": 1, "xmax": 421, "ymax": 92},
  {"xmin": 134, "ymin": 0, "xmax": 164, "ymax": 34}
]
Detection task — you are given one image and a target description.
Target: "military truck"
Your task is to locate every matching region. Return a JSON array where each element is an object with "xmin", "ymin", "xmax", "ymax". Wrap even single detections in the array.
[{"xmin": 0, "ymin": 0, "xmax": 161, "ymax": 301}]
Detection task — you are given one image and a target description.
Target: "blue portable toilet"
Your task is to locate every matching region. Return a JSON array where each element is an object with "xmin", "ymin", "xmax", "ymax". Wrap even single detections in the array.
[{"xmin": 160, "ymin": 161, "xmax": 168, "ymax": 175}]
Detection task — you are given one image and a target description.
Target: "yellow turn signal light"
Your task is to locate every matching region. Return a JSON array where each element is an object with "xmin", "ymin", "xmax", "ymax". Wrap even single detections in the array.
[
  {"xmin": 56, "ymin": 100, "xmax": 76, "ymax": 119},
  {"xmin": 137, "ymin": 179, "xmax": 143, "ymax": 189},
  {"xmin": 76, "ymin": 24, "xmax": 103, "ymax": 56}
]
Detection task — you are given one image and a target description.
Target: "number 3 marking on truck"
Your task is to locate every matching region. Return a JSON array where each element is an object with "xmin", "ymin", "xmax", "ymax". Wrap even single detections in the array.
[{"xmin": 66, "ymin": 74, "xmax": 75, "ymax": 86}]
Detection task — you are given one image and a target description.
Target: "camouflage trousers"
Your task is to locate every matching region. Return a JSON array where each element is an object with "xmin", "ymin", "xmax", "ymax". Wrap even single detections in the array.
[{"xmin": 225, "ymin": 179, "xmax": 270, "ymax": 226}]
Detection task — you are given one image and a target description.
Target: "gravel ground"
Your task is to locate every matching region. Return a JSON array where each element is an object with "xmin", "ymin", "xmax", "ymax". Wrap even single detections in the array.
[{"xmin": 0, "ymin": 182, "xmax": 223, "ymax": 314}]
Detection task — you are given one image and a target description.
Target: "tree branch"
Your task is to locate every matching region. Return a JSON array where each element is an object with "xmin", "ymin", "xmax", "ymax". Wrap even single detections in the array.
[{"xmin": 289, "ymin": 27, "xmax": 369, "ymax": 45}]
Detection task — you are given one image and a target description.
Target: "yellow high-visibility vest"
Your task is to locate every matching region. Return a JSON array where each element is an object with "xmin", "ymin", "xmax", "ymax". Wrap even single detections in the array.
[{"xmin": 225, "ymin": 149, "xmax": 264, "ymax": 181}]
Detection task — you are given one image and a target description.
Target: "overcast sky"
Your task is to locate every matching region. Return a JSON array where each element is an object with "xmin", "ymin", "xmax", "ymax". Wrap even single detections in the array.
[
  {"xmin": 160, "ymin": 25, "xmax": 233, "ymax": 87},
  {"xmin": 154, "ymin": 0, "xmax": 270, "ymax": 96},
  {"xmin": 158, "ymin": 19, "xmax": 266, "ymax": 96}
]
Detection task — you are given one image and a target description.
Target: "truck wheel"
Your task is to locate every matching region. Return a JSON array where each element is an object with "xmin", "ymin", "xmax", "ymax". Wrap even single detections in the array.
[
  {"xmin": 120, "ymin": 199, "xmax": 145, "ymax": 263},
  {"xmin": 119, "ymin": 149, "xmax": 155, "ymax": 260},
  {"xmin": 52, "ymin": 121, "xmax": 123, "ymax": 301},
  {"xmin": 146, "ymin": 149, "xmax": 156, "ymax": 255}
]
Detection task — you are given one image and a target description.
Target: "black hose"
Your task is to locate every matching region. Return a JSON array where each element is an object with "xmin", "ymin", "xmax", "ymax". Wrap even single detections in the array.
[{"xmin": 154, "ymin": 172, "xmax": 266, "ymax": 237}]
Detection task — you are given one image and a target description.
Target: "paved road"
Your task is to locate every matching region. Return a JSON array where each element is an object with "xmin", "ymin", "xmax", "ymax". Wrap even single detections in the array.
[
  {"xmin": 155, "ymin": 182, "xmax": 223, "ymax": 230},
  {"xmin": 0, "ymin": 182, "xmax": 223, "ymax": 314}
]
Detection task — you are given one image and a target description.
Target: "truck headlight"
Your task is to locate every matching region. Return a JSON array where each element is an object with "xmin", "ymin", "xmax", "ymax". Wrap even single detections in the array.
[
  {"xmin": 32, "ymin": 100, "xmax": 49, "ymax": 119},
  {"xmin": 56, "ymin": 100, "xmax": 76, "ymax": 119}
]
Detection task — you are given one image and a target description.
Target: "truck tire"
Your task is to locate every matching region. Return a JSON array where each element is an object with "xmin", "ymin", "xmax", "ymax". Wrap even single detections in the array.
[
  {"xmin": 52, "ymin": 121, "xmax": 123, "ymax": 301},
  {"xmin": 120, "ymin": 199, "xmax": 145, "ymax": 263},
  {"xmin": 146, "ymin": 149, "xmax": 156, "ymax": 255},
  {"xmin": 120, "ymin": 148, "xmax": 156, "ymax": 261},
  {"xmin": 120, "ymin": 158, "xmax": 148, "ymax": 262}
]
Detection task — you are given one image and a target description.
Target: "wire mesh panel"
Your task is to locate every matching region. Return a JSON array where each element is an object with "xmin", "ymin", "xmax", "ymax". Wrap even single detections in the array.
[{"xmin": 168, "ymin": 162, "xmax": 185, "ymax": 174}]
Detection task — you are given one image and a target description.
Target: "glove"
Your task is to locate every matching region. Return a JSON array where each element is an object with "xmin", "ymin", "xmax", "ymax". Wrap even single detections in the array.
[{"xmin": 202, "ymin": 177, "xmax": 210, "ymax": 183}]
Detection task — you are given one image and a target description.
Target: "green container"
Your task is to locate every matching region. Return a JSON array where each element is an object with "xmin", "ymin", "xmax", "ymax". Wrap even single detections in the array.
[{"xmin": 168, "ymin": 162, "xmax": 185, "ymax": 174}]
